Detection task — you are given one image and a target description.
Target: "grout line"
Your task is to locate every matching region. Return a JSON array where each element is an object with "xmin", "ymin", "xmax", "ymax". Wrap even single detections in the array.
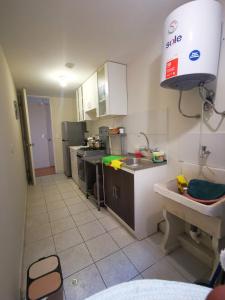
[
  {"xmin": 27, "ymin": 176, "xmax": 150, "ymax": 296},
  {"xmin": 94, "ymin": 262, "xmax": 108, "ymax": 289},
  {"xmin": 26, "ymin": 175, "xmax": 187, "ymax": 297},
  {"xmin": 43, "ymin": 188, "xmax": 57, "ymax": 255}
]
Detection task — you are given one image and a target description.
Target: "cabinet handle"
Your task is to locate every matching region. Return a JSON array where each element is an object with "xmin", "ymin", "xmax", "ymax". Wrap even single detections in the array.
[
  {"xmin": 114, "ymin": 186, "xmax": 118, "ymax": 200},
  {"xmin": 115, "ymin": 186, "xmax": 120, "ymax": 200}
]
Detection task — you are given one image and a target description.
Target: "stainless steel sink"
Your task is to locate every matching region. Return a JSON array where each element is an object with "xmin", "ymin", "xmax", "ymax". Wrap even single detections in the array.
[
  {"xmin": 125, "ymin": 158, "xmax": 141, "ymax": 166},
  {"xmin": 123, "ymin": 157, "xmax": 156, "ymax": 170}
]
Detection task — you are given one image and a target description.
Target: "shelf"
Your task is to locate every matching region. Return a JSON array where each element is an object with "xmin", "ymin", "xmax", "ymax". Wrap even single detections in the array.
[{"xmin": 108, "ymin": 133, "xmax": 127, "ymax": 137}]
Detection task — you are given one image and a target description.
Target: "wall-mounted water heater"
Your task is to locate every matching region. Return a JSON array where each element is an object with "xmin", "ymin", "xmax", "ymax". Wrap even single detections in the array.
[{"xmin": 160, "ymin": 0, "xmax": 222, "ymax": 91}]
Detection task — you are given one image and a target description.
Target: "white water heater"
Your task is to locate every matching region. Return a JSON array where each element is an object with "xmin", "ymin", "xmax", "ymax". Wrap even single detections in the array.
[{"xmin": 160, "ymin": 0, "xmax": 222, "ymax": 90}]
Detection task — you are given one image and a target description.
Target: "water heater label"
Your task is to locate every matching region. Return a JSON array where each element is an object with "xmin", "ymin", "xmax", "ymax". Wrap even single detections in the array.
[
  {"xmin": 166, "ymin": 58, "xmax": 178, "ymax": 79},
  {"xmin": 189, "ymin": 50, "xmax": 200, "ymax": 61}
]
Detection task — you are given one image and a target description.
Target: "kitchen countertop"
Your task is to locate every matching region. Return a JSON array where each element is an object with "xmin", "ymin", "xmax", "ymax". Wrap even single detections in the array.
[
  {"xmin": 84, "ymin": 154, "xmax": 167, "ymax": 172},
  {"xmin": 83, "ymin": 155, "xmax": 105, "ymax": 165},
  {"xmin": 69, "ymin": 145, "xmax": 87, "ymax": 150}
]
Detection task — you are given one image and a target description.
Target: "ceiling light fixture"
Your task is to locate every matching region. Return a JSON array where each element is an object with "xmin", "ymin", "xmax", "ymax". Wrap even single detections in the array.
[
  {"xmin": 65, "ymin": 62, "xmax": 75, "ymax": 69},
  {"xmin": 58, "ymin": 75, "xmax": 68, "ymax": 87}
]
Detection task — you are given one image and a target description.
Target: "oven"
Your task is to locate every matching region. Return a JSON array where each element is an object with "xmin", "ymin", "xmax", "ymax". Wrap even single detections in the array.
[{"xmin": 77, "ymin": 148, "xmax": 106, "ymax": 195}]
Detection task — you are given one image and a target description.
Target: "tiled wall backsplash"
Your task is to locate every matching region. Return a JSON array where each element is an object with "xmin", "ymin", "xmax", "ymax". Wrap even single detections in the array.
[
  {"xmin": 87, "ymin": 109, "xmax": 168, "ymax": 154},
  {"xmin": 87, "ymin": 108, "xmax": 225, "ymax": 171},
  {"xmin": 178, "ymin": 132, "xmax": 225, "ymax": 169}
]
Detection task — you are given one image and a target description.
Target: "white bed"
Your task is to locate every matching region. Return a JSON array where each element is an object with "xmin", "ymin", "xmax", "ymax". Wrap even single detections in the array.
[{"xmin": 86, "ymin": 279, "xmax": 211, "ymax": 300}]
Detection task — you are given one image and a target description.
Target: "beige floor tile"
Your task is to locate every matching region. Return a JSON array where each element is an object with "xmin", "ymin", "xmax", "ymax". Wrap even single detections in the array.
[
  {"xmin": 91, "ymin": 208, "xmax": 111, "ymax": 219},
  {"xmin": 141, "ymin": 257, "xmax": 187, "ymax": 282},
  {"xmin": 54, "ymin": 228, "xmax": 83, "ymax": 252},
  {"xmin": 46, "ymin": 200, "xmax": 66, "ymax": 211},
  {"xmin": 64, "ymin": 197, "xmax": 82, "ymax": 206},
  {"xmin": 27, "ymin": 194, "xmax": 44, "ymax": 201},
  {"xmin": 86, "ymin": 233, "xmax": 119, "ymax": 262},
  {"xmin": 27, "ymin": 197, "xmax": 45, "ymax": 204},
  {"xmin": 68, "ymin": 202, "xmax": 89, "ymax": 215},
  {"xmin": 27, "ymin": 199, "xmax": 46, "ymax": 208},
  {"xmin": 64, "ymin": 265, "xmax": 105, "ymax": 300},
  {"xmin": 72, "ymin": 210, "xmax": 96, "ymax": 226},
  {"xmin": 123, "ymin": 240, "xmax": 163, "ymax": 272},
  {"xmin": 23, "ymin": 237, "xmax": 55, "ymax": 269},
  {"xmin": 27, "ymin": 204, "xmax": 47, "ymax": 216},
  {"xmin": 61, "ymin": 191, "xmax": 77, "ymax": 199},
  {"xmin": 49, "ymin": 207, "xmax": 70, "ymax": 222},
  {"xmin": 96, "ymin": 250, "xmax": 138, "ymax": 287},
  {"xmin": 58, "ymin": 184, "xmax": 73, "ymax": 193},
  {"xmin": 109, "ymin": 227, "xmax": 136, "ymax": 248},
  {"xmin": 51, "ymin": 216, "xmax": 76, "ymax": 235},
  {"xmin": 99, "ymin": 215, "xmax": 121, "ymax": 231},
  {"xmin": 26, "ymin": 212, "xmax": 49, "ymax": 228},
  {"xmin": 45, "ymin": 193, "xmax": 62, "ymax": 203},
  {"xmin": 25, "ymin": 223, "xmax": 52, "ymax": 244},
  {"xmin": 58, "ymin": 243, "xmax": 93, "ymax": 278},
  {"xmin": 83, "ymin": 198, "xmax": 97, "ymax": 209},
  {"xmin": 78, "ymin": 220, "xmax": 105, "ymax": 241}
]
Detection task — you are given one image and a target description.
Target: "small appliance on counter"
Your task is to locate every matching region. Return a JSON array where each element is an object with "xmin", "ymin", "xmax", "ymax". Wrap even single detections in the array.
[{"xmin": 87, "ymin": 136, "xmax": 105, "ymax": 150}]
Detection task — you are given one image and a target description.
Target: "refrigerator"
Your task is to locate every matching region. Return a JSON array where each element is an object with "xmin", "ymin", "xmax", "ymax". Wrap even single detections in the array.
[{"xmin": 62, "ymin": 121, "xmax": 86, "ymax": 176}]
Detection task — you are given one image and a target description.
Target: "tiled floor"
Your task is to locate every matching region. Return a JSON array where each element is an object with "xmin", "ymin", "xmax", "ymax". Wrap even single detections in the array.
[{"xmin": 23, "ymin": 174, "xmax": 210, "ymax": 300}]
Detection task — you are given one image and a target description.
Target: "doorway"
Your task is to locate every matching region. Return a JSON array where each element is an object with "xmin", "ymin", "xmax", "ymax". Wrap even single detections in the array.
[{"xmin": 27, "ymin": 96, "xmax": 55, "ymax": 177}]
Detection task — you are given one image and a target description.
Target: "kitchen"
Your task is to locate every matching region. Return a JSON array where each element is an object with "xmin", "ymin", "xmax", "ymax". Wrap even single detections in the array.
[
  {"xmin": 1, "ymin": 0, "xmax": 225, "ymax": 300},
  {"xmin": 67, "ymin": 60, "xmax": 168, "ymax": 240}
]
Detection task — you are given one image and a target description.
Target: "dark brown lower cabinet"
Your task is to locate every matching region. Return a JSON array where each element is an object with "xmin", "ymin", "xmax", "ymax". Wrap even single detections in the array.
[{"xmin": 104, "ymin": 165, "xmax": 134, "ymax": 230}]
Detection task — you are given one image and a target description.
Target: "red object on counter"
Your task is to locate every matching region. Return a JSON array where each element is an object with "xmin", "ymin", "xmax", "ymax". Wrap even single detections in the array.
[{"xmin": 135, "ymin": 151, "xmax": 143, "ymax": 158}]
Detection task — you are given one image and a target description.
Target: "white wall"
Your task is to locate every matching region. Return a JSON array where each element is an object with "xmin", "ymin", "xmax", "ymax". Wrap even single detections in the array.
[
  {"xmin": 88, "ymin": 4, "xmax": 225, "ymax": 179},
  {"xmin": 50, "ymin": 96, "xmax": 76, "ymax": 172},
  {"xmin": 0, "ymin": 46, "xmax": 27, "ymax": 299}
]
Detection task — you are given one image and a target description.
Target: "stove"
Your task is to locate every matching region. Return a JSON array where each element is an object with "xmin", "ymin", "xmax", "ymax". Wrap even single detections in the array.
[{"xmin": 76, "ymin": 148, "xmax": 105, "ymax": 193}]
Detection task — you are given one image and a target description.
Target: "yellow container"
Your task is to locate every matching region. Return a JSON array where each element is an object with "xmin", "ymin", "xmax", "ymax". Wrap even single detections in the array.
[{"xmin": 176, "ymin": 175, "xmax": 188, "ymax": 194}]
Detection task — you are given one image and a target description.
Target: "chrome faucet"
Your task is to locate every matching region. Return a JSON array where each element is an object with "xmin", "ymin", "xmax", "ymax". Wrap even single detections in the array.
[
  {"xmin": 199, "ymin": 145, "xmax": 211, "ymax": 159},
  {"xmin": 139, "ymin": 132, "xmax": 150, "ymax": 152}
]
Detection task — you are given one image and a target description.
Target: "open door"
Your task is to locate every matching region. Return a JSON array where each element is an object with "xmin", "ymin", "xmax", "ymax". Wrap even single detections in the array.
[{"xmin": 18, "ymin": 88, "xmax": 36, "ymax": 185}]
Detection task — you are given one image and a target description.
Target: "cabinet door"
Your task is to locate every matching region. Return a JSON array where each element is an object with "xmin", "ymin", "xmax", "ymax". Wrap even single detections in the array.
[
  {"xmin": 75, "ymin": 89, "xmax": 80, "ymax": 121},
  {"xmin": 83, "ymin": 73, "xmax": 98, "ymax": 113},
  {"xmin": 104, "ymin": 166, "xmax": 134, "ymax": 230},
  {"xmin": 97, "ymin": 65, "xmax": 108, "ymax": 116},
  {"xmin": 106, "ymin": 62, "xmax": 127, "ymax": 116},
  {"xmin": 104, "ymin": 165, "xmax": 114, "ymax": 210},
  {"xmin": 119, "ymin": 170, "xmax": 134, "ymax": 229},
  {"xmin": 82, "ymin": 81, "xmax": 89, "ymax": 112},
  {"xmin": 88, "ymin": 72, "xmax": 98, "ymax": 110},
  {"xmin": 78, "ymin": 87, "xmax": 84, "ymax": 121}
]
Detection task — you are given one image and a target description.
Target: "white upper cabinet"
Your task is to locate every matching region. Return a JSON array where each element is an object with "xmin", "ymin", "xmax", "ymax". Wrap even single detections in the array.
[
  {"xmin": 97, "ymin": 62, "xmax": 127, "ymax": 117},
  {"xmin": 75, "ymin": 62, "xmax": 127, "ymax": 121},
  {"xmin": 82, "ymin": 72, "xmax": 98, "ymax": 113},
  {"xmin": 75, "ymin": 86, "xmax": 84, "ymax": 121}
]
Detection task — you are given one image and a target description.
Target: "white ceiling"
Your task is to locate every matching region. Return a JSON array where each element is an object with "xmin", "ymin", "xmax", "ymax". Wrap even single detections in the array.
[{"xmin": 0, "ymin": 0, "xmax": 192, "ymax": 97}]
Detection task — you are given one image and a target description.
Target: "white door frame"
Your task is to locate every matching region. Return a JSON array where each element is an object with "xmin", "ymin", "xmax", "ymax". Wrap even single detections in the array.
[
  {"xmin": 20, "ymin": 88, "xmax": 36, "ymax": 185},
  {"xmin": 27, "ymin": 95, "xmax": 56, "ymax": 171}
]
